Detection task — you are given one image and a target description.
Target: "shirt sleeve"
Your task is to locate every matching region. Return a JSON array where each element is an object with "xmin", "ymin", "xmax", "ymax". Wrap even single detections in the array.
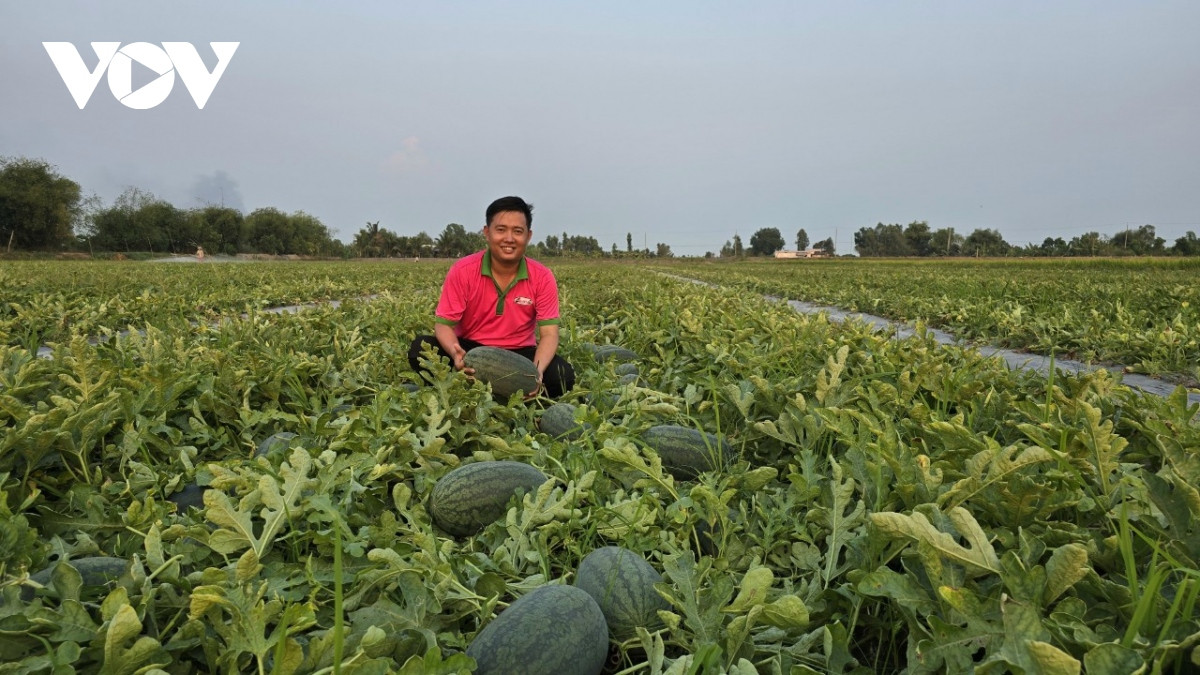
[
  {"xmin": 435, "ymin": 265, "xmax": 466, "ymax": 325},
  {"xmin": 534, "ymin": 267, "xmax": 561, "ymax": 327}
]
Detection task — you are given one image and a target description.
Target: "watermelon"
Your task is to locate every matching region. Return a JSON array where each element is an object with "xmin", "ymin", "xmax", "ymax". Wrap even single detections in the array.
[
  {"xmin": 467, "ymin": 584, "xmax": 609, "ymax": 675},
  {"xmin": 539, "ymin": 402, "xmax": 591, "ymax": 440},
  {"xmin": 575, "ymin": 546, "xmax": 669, "ymax": 639},
  {"xmin": 592, "ymin": 345, "xmax": 638, "ymax": 363},
  {"xmin": 256, "ymin": 431, "xmax": 297, "ymax": 458},
  {"xmin": 640, "ymin": 425, "xmax": 734, "ymax": 479},
  {"xmin": 614, "ymin": 363, "xmax": 639, "ymax": 376},
  {"xmin": 464, "ymin": 346, "xmax": 540, "ymax": 399},
  {"xmin": 429, "ymin": 461, "xmax": 548, "ymax": 537},
  {"xmin": 617, "ymin": 373, "xmax": 640, "ymax": 387},
  {"xmin": 168, "ymin": 483, "xmax": 208, "ymax": 511},
  {"xmin": 21, "ymin": 556, "xmax": 128, "ymax": 602}
]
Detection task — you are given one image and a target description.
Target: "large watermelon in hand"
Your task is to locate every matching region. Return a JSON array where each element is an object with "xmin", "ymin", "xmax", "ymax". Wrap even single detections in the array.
[{"xmin": 464, "ymin": 346, "xmax": 539, "ymax": 398}]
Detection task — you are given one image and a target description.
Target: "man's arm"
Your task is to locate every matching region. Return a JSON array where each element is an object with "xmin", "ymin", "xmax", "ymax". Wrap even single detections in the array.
[
  {"xmin": 532, "ymin": 323, "xmax": 560, "ymax": 382},
  {"xmin": 434, "ymin": 322, "xmax": 470, "ymax": 372}
]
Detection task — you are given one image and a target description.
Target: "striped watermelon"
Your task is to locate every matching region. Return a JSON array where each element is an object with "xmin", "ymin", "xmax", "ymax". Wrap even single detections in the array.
[
  {"xmin": 21, "ymin": 556, "xmax": 128, "ymax": 602},
  {"xmin": 429, "ymin": 461, "xmax": 547, "ymax": 537},
  {"xmin": 640, "ymin": 425, "xmax": 734, "ymax": 479},
  {"xmin": 574, "ymin": 546, "xmax": 669, "ymax": 639},
  {"xmin": 592, "ymin": 345, "xmax": 639, "ymax": 363},
  {"xmin": 466, "ymin": 584, "xmax": 609, "ymax": 675},
  {"xmin": 464, "ymin": 346, "xmax": 539, "ymax": 399},
  {"xmin": 539, "ymin": 402, "xmax": 592, "ymax": 440}
]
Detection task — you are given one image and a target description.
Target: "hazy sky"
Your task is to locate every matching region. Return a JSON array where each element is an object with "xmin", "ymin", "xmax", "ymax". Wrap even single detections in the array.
[{"xmin": 4, "ymin": 1, "xmax": 1198, "ymax": 256}]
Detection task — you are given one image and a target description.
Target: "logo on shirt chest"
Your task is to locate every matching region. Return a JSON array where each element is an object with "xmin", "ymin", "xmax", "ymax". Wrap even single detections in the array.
[{"xmin": 513, "ymin": 296, "xmax": 533, "ymax": 306}]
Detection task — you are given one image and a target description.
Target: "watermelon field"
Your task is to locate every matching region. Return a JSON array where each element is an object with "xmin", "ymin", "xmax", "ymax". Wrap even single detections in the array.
[
  {"xmin": 2, "ymin": 258, "xmax": 1199, "ymax": 674},
  {"xmin": 668, "ymin": 258, "xmax": 1200, "ymax": 387}
]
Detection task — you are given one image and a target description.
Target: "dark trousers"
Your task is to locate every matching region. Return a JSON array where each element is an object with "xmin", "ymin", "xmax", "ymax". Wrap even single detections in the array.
[{"xmin": 407, "ymin": 335, "xmax": 576, "ymax": 398}]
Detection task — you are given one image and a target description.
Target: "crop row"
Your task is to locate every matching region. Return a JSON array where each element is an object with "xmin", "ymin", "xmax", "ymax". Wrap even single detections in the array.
[
  {"xmin": 655, "ymin": 257, "xmax": 1200, "ymax": 385},
  {"xmin": 2, "ymin": 263, "xmax": 1198, "ymax": 673},
  {"xmin": 0, "ymin": 260, "xmax": 450, "ymax": 349}
]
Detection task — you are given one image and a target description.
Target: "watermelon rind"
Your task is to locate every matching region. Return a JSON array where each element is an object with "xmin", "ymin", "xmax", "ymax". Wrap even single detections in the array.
[
  {"xmin": 429, "ymin": 461, "xmax": 548, "ymax": 537},
  {"xmin": 575, "ymin": 546, "xmax": 669, "ymax": 639},
  {"xmin": 466, "ymin": 584, "xmax": 609, "ymax": 675},
  {"xmin": 640, "ymin": 425, "xmax": 734, "ymax": 479},
  {"xmin": 464, "ymin": 346, "xmax": 540, "ymax": 399},
  {"xmin": 539, "ymin": 402, "xmax": 591, "ymax": 440}
]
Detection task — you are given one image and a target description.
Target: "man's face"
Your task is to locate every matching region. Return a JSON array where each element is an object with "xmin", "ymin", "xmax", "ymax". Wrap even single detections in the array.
[{"xmin": 484, "ymin": 210, "xmax": 531, "ymax": 266}]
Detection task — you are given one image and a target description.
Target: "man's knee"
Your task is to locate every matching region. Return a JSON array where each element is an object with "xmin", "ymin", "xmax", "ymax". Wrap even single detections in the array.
[{"xmin": 408, "ymin": 335, "xmax": 443, "ymax": 370}]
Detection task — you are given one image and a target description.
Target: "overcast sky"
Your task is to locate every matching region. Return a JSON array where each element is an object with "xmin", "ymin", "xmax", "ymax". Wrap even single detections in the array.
[{"xmin": 3, "ymin": 1, "xmax": 1198, "ymax": 255}]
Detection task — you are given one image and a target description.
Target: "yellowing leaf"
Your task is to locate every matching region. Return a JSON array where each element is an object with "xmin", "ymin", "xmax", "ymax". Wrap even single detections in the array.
[
  {"xmin": 870, "ymin": 507, "xmax": 1000, "ymax": 576},
  {"xmin": 726, "ymin": 566, "xmax": 773, "ymax": 613},
  {"xmin": 761, "ymin": 595, "xmax": 809, "ymax": 630},
  {"xmin": 1043, "ymin": 544, "xmax": 1088, "ymax": 604}
]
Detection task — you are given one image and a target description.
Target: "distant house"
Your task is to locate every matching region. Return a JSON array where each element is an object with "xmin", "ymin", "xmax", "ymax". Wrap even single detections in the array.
[{"xmin": 774, "ymin": 248, "xmax": 826, "ymax": 259}]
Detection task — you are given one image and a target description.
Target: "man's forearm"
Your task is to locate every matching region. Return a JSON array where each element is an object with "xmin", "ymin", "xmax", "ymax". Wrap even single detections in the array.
[
  {"xmin": 434, "ymin": 323, "xmax": 467, "ymax": 369},
  {"xmin": 532, "ymin": 329, "xmax": 559, "ymax": 376}
]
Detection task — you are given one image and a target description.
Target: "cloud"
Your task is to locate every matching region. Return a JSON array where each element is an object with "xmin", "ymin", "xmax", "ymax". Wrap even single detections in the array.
[
  {"xmin": 381, "ymin": 136, "xmax": 431, "ymax": 174},
  {"xmin": 191, "ymin": 170, "xmax": 245, "ymax": 210}
]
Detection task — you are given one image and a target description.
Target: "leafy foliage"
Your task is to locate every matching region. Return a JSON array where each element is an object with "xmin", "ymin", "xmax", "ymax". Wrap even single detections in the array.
[{"xmin": 0, "ymin": 260, "xmax": 1197, "ymax": 673}]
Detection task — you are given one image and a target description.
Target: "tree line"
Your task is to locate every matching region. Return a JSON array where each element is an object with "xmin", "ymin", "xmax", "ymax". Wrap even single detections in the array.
[
  {"xmin": 725, "ymin": 222, "xmax": 1200, "ymax": 258},
  {"xmin": 850, "ymin": 221, "xmax": 1200, "ymax": 257},
  {"xmin": 0, "ymin": 157, "xmax": 345, "ymax": 257},
  {"xmin": 1, "ymin": 155, "xmax": 677, "ymax": 259},
  {"xmin": 7, "ymin": 156, "xmax": 1197, "ymax": 259}
]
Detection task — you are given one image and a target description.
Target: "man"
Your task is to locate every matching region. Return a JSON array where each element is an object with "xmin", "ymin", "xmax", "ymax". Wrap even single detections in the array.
[{"xmin": 408, "ymin": 196, "xmax": 575, "ymax": 398}]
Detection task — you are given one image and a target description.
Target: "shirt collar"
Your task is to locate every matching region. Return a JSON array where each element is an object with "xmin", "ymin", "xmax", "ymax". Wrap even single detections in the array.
[{"xmin": 481, "ymin": 251, "xmax": 529, "ymax": 280}]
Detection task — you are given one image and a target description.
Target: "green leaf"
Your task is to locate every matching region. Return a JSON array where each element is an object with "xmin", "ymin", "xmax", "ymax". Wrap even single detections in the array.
[
  {"xmin": 659, "ymin": 551, "xmax": 734, "ymax": 647},
  {"xmin": 396, "ymin": 646, "xmax": 475, "ymax": 675},
  {"xmin": 1082, "ymin": 643, "xmax": 1144, "ymax": 675},
  {"xmin": 1043, "ymin": 544, "xmax": 1088, "ymax": 604},
  {"xmin": 760, "ymin": 595, "xmax": 809, "ymax": 630},
  {"xmin": 99, "ymin": 603, "xmax": 170, "ymax": 675},
  {"xmin": 870, "ymin": 507, "xmax": 1000, "ymax": 576},
  {"xmin": 857, "ymin": 567, "xmax": 936, "ymax": 617}
]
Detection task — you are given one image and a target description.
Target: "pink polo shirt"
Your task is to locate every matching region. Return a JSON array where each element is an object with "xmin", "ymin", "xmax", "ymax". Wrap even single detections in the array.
[{"xmin": 434, "ymin": 251, "xmax": 561, "ymax": 349}]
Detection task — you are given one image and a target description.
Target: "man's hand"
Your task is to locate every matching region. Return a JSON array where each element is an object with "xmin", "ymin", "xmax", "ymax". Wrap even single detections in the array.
[
  {"xmin": 524, "ymin": 367, "xmax": 545, "ymax": 400},
  {"xmin": 449, "ymin": 343, "xmax": 474, "ymax": 376}
]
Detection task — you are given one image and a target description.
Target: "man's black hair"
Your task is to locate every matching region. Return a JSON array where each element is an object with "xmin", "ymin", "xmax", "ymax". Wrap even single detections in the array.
[{"xmin": 486, "ymin": 196, "xmax": 533, "ymax": 229}]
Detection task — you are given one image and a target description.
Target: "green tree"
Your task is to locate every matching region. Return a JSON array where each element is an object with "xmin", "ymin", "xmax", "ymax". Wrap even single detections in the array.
[
  {"xmin": 0, "ymin": 156, "xmax": 82, "ymax": 250},
  {"xmin": 795, "ymin": 228, "xmax": 809, "ymax": 251},
  {"xmin": 437, "ymin": 223, "xmax": 481, "ymax": 258},
  {"xmin": 854, "ymin": 223, "xmax": 909, "ymax": 256},
  {"xmin": 1173, "ymin": 231, "xmax": 1200, "ymax": 256},
  {"xmin": 626, "ymin": 232, "xmax": 632, "ymax": 253},
  {"xmin": 749, "ymin": 227, "xmax": 785, "ymax": 256},
  {"xmin": 962, "ymin": 228, "xmax": 1011, "ymax": 257},
  {"xmin": 814, "ymin": 237, "xmax": 835, "ymax": 256},
  {"xmin": 903, "ymin": 221, "xmax": 933, "ymax": 256},
  {"xmin": 720, "ymin": 240, "xmax": 734, "ymax": 257},
  {"xmin": 733, "ymin": 234, "xmax": 744, "ymax": 257},
  {"xmin": 1110, "ymin": 224, "xmax": 1165, "ymax": 255},
  {"xmin": 1068, "ymin": 231, "xmax": 1107, "ymax": 256},
  {"xmin": 1039, "ymin": 237, "xmax": 1068, "ymax": 256},
  {"xmin": 655, "ymin": 242, "xmax": 673, "ymax": 258},
  {"xmin": 89, "ymin": 187, "xmax": 176, "ymax": 253},
  {"xmin": 930, "ymin": 228, "xmax": 963, "ymax": 256}
]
